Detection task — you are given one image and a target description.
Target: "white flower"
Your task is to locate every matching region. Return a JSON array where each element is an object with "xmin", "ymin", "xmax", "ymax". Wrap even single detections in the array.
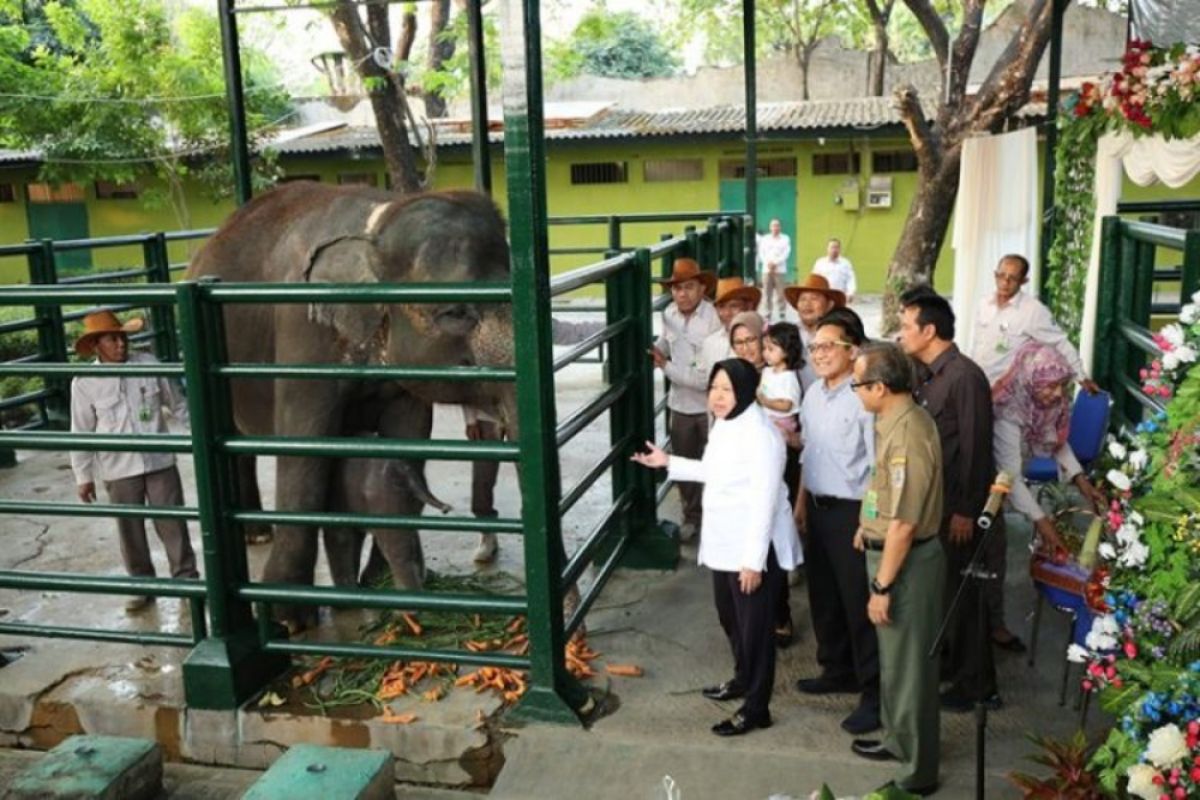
[
  {"xmin": 1107, "ymin": 469, "xmax": 1132, "ymax": 492},
  {"xmin": 1108, "ymin": 441, "xmax": 1128, "ymax": 460},
  {"xmin": 1085, "ymin": 614, "xmax": 1121, "ymax": 651},
  {"xmin": 1192, "ymin": 289, "xmax": 1200, "ymax": 306},
  {"xmin": 1117, "ymin": 522, "xmax": 1141, "ymax": 546},
  {"xmin": 1098, "ymin": 542, "xmax": 1117, "ymax": 560},
  {"xmin": 1129, "ymin": 510, "xmax": 1145, "ymax": 526},
  {"xmin": 1182, "ymin": 304, "xmax": 1198, "ymax": 325},
  {"xmin": 1161, "ymin": 323, "xmax": 1186, "ymax": 348},
  {"xmin": 1118, "ymin": 538, "xmax": 1150, "ymax": 569},
  {"xmin": 1066, "ymin": 643, "xmax": 1090, "ymax": 663},
  {"xmin": 1129, "ymin": 450, "xmax": 1149, "ymax": 471},
  {"xmin": 1175, "ymin": 345, "xmax": 1197, "ymax": 364},
  {"xmin": 1127, "ymin": 763, "xmax": 1161, "ymax": 800},
  {"xmin": 1163, "ymin": 351, "xmax": 1180, "ymax": 371},
  {"xmin": 1147, "ymin": 723, "xmax": 1190, "ymax": 768}
]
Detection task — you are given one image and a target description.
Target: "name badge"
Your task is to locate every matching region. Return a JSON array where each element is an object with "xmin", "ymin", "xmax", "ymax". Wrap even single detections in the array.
[{"xmin": 863, "ymin": 490, "xmax": 879, "ymax": 520}]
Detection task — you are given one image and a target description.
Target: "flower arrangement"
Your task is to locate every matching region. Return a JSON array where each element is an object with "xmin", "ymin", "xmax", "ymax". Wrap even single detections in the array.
[{"xmin": 1073, "ymin": 41, "xmax": 1200, "ymax": 137}]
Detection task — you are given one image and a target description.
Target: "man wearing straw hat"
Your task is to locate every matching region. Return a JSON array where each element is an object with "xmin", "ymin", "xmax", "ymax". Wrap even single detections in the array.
[
  {"xmin": 69, "ymin": 311, "xmax": 198, "ymax": 614},
  {"xmin": 650, "ymin": 258, "xmax": 721, "ymax": 542}
]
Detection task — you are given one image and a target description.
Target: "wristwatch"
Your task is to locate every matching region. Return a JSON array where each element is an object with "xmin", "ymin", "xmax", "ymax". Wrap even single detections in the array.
[{"xmin": 870, "ymin": 577, "xmax": 892, "ymax": 596}]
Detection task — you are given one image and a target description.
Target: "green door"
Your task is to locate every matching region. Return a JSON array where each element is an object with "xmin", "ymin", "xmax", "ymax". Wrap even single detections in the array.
[
  {"xmin": 25, "ymin": 186, "xmax": 93, "ymax": 273},
  {"xmin": 719, "ymin": 177, "xmax": 798, "ymax": 277}
]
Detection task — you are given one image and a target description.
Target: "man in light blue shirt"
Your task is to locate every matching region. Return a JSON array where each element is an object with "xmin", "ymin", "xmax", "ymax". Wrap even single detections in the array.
[{"xmin": 795, "ymin": 307, "xmax": 881, "ymax": 737}]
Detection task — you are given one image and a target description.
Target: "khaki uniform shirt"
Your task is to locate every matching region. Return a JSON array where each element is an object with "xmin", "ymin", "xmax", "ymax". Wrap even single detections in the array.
[{"xmin": 859, "ymin": 399, "xmax": 944, "ymax": 545}]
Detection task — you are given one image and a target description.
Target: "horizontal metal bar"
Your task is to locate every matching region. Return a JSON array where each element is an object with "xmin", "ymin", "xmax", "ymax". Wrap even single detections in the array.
[
  {"xmin": 204, "ymin": 282, "xmax": 513, "ymax": 304},
  {"xmin": 548, "ymin": 247, "xmax": 619, "ymax": 256},
  {"xmin": 547, "ymin": 212, "xmax": 731, "ymax": 226},
  {"xmin": 549, "ymin": 305, "xmax": 605, "ymax": 313},
  {"xmin": 565, "ymin": 527, "xmax": 630, "ymax": 639},
  {"xmin": 559, "ymin": 433, "xmax": 634, "ymax": 518},
  {"xmin": 238, "ymin": 582, "xmax": 527, "ymax": 614},
  {"xmin": 260, "ymin": 638, "xmax": 530, "ymax": 670},
  {"xmin": 654, "ymin": 396, "xmax": 668, "ymax": 416},
  {"xmin": 57, "ymin": 268, "xmax": 150, "ymax": 285},
  {"xmin": 0, "ymin": 316, "xmax": 39, "ymax": 335},
  {"xmin": 562, "ymin": 491, "xmax": 632, "ymax": 588},
  {"xmin": 652, "ymin": 294, "xmax": 671, "ymax": 312},
  {"xmin": 1114, "ymin": 372, "xmax": 1166, "ymax": 416},
  {"xmin": 647, "ymin": 237, "xmax": 690, "ymax": 259},
  {"xmin": 1151, "ymin": 268, "xmax": 1183, "ymax": 281},
  {"xmin": 0, "ymin": 621, "xmax": 194, "ymax": 648},
  {"xmin": 0, "ymin": 570, "xmax": 205, "ymax": 597},
  {"xmin": 232, "ymin": 510, "xmax": 523, "ymax": 534},
  {"xmin": 1118, "ymin": 199, "xmax": 1200, "ymax": 214},
  {"xmin": 0, "ymin": 243, "xmax": 38, "ymax": 257},
  {"xmin": 553, "ymin": 319, "xmax": 629, "ymax": 372},
  {"xmin": 216, "ymin": 363, "xmax": 516, "ymax": 382},
  {"xmin": 549, "ymin": 254, "xmax": 633, "ymax": 297},
  {"xmin": 0, "ymin": 500, "xmax": 198, "ymax": 520},
  {"xmin": 1118, "ymin": 321, "xmax": 1164, "ymax": 357},
  {"xmin": 0, "ymin": 388, "xmax": 54, "ymax": 411},
  {"xmin": 655, "ymin": 478, "xmax": 672, "ymax": 506},
  {"xmin": 164, "ymin": 229, "xmax": 216, "ymax": 241},
  {"xmin": 0, "ymin": 362, "xmax": 185, "ymax": 378},
  {"xmin": 61, "ymin": 303, "xmax": 136, "ymax": 322},
  {"xmin": 223, "ymin": 436, "xmax": 519, "ymax": 462},
  {"xmin": 0, "ymin": 286, "xmax": 176, "ymax": 305},
  {"xmin": 556, "ymin": 381, "xmax": 627, "ymax": 448},
  {"xmin": 1121, "ymin": 220, "xmax": 1188, "ymax": 250},
  {"xmin": 0, "ymin": 431, "xmax": 190, "ymax": 453},
  {"xmin": 53, "ymin": 233, "xmax": 154, "ymax": 252}
]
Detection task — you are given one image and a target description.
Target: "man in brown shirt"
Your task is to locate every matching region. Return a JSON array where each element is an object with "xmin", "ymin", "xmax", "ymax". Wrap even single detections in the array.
[
  {"xmin": 898, "ymin": 287, "xmax": 1001, "ymax": 712},
  {"xmin": 849, "ymin": 342, "xmax": 944, "ymax": 797}
]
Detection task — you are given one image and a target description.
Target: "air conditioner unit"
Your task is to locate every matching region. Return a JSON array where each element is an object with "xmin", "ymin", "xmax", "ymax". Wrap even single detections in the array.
[{"xmin": 866, "ymin": 175, "xmax": 893, "ymax": 209}]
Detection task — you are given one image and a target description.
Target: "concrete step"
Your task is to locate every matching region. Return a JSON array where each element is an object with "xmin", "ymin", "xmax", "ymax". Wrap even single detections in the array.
[
  {"xmin": 4, "ymin": 735, "xmax": 162, "ymax": 800},
  {"xmin": 242, "ymin": 744, "xmax": 393, "ymax": 800}
]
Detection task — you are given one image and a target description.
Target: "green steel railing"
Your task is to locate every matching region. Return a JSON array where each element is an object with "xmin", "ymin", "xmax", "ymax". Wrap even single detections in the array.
[
  {"xmin": 0, "ymin": 212, "xmax": 743, "ymax": 721},
  {"xmin": 1093, "ymin": 217, "xmax": 1200, "ymax": 429}
]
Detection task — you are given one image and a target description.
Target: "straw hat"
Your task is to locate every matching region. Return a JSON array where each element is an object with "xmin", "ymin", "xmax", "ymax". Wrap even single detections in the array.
[
  {"xmin": 75, "ymin": 311, "xmax": 144, "ymax": 357},
  {"xmin": 656, "ymin": 258, "xmax": 717, "ymax": 297},
  {"xmin": 784, "ymin": 273, "xmax": 846, "ymax": 310},
  {"xmin": 713, "ymin": 277, "xmax": 761, "ymax": 308}
]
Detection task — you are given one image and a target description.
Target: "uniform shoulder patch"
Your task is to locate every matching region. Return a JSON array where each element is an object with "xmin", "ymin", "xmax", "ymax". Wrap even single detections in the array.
[{"xmin": 890, "ymin": 463, "xmax": 906, "ymax": 489}]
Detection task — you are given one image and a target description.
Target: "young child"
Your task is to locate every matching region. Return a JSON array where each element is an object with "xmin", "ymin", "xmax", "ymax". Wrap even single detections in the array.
[{"xmin": 757, "ymin": 322, "xmax": 804, "ymax": 438}]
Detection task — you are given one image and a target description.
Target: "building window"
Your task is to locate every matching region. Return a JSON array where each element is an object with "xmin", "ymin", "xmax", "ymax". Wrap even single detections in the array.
[
  {"xmin": 644, "ymin": 158, "xmax": 703, "ymax": 182},
  {"xmin": 718, "ymin": 158, "xmax": 798, "ymax": 179},
  {"xmin": 337, "ymin": 172, "xmax": 379, "ymax": 187},
  {"xmin": 94, "ymin": 180, "xmax": 140, "ymax": 200},
  {"xmin": 26, "ymin": 183, "xmax": 85, "ymax": 203},
  {"xmin": 871, "ymin": 150, "xmax": 919, "ymax": 173},
  {"xmin": 570, "ymin": 162, "xmax": 628, "ymax": 185},
  {"xmin": 811, "ymin": 153, "xmax": 861, "ymax": 176},
  {"xmin": 0, "ymin": 184, "xmax": 14, "ymax": 203},
  {"xmin": 280, "ymin": 174, "xmax": 321, "ymax": 184}
]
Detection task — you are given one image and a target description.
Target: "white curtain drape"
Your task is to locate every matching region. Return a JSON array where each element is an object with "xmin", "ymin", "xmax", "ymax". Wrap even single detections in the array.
[
  {"xmin": 1078, "ymin": 132, "xmax": 1200, "ymax": 371},
  {"xmin": 952, "ymin": 127, "xmax": 1041, "ymax": 353}
]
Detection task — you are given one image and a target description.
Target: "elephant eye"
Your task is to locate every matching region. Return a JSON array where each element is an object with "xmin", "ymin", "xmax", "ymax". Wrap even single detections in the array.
[{"xmin": 434, "ymin": 304, "xmax": 480, "ymax": 334}]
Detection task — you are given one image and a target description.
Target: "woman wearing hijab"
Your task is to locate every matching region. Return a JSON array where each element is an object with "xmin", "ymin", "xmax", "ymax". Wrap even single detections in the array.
[
  {"xmin": 633, "ymin": 358, "xmax": 802, "ymax": 736},
  {"xmin": 729, "ymin": 311, "xmax": 766, "ymax": 368}
]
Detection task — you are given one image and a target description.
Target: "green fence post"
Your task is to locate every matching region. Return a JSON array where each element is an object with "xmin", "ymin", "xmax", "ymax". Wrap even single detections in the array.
[
  {"xmin": 142, "ymin": 233, "xmax": 179, "ymax": 364},
  {"xmin": 607, "ymin": 217, "xmax": 621, "ymax": 254},
  {"xmin": 1182, "ymin": 229, "xmax": 1200, "ymax": 306},
  {"xmin": 500, "ymin": 0, "xmax": 589, "ymax": 724},
  {"xmin": 1093, "ymin": 217, "xmax": 1122, "ymax": 391},
  {"xmin": 1117, "ymin": 229, "xmax": 1140, "ymax": 425},
  {"xmin": 705, "ymin": 219, "xmax": 720, "ymax": 274},
  {"xmin": 659, "ymin": 233, "xmax": 673, "ymax": 279},
  {"xmin": 684, "ymin": 225, "xmax": 699, "ymax": 261},
  {"xmin": 30, "ymin": 240, "xmax": 70, "ymax": 427},
  {"xmin": 743, "ymin": 214, "xmax": 756, "ymax": 284},
  {"xmin": 178, "ymin": 281, "xmax": 286, "ymax": 709},
  {"xmin": 620, "ymin": 247, "xmax": 679, "ymax": 569}
]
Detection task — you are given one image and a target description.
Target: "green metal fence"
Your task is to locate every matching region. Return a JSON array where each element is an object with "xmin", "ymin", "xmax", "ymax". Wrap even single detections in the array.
[
  {"xmin": 1093, "ymin": 216, "xmax": 1200, "ymax": 429},
  {"xmin": 0, "ymin": 214, "xmax": 744, "ymax": 723}
]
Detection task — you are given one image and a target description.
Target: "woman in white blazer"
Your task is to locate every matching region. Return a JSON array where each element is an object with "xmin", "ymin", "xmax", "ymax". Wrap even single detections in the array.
[{"xmin": 633, "ymin": 358, "xmax": 803, "ymax": 736}]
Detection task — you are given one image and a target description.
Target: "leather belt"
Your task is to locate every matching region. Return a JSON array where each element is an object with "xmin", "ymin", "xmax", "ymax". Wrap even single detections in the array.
[
  {"xmin": 810, "ymin": 494, "xmax": 857, "ymax": 510},
  {"xmin": 863, "ymin": 536, "xmax": 935, "ymax": 552}
]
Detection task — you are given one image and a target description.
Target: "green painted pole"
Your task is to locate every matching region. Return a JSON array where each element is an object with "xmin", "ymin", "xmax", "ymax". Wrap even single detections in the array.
[
  {"xmin": 1182, "ymin": 230, "xmax": 1200, "ymax": 305},
  {"xmin": 31, "ymin": 240, "xmax": 69, "ymax": 428},
  {"xmin": 466, "ymin": 0, "xmax": 492, "ymax": 195},
  {"xmin": 218, "ymin": 0, "xmax": 253, "ymax": 206},
  {"xmin": 1093, "ymin": 216, "xmax": 1122, "ymax": 389},
  {"xmin": 142, "ymin": 233, "xmax": 178, "ymax": 363},
  {"xmin": 499, "ymin": 0, "xmax": 589, "ymax": 724},
  {"xmin": 1038, "ymin": 0, "xmax": 1067, "ymax": 298},
  {"xmin": 743, "ymin": 0, "xmax": 758, "ymax": 262}
]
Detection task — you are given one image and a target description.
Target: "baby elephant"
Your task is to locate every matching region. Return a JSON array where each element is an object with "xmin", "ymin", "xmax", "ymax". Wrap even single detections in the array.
[{"xmin": 323, "ymin": 444, "xmax": 451, "ymax": 591}]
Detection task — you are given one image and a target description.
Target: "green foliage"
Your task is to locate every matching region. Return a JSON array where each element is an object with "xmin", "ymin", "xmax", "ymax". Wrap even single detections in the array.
[
  {"xmin": 415, "ymin": 12, "xmax": 501, "ymax": 104},
  {"xmin": 548, "ymin": 9, "xmax": 679, "ymax": 81},
  {"xmin": 1009, "ymin": 732, "xmax": 1109, "ymax": 799}
]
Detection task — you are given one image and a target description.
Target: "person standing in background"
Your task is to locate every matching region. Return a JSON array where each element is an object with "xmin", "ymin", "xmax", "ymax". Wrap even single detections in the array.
[
  {"xmin": 758, "ymin": 219, "xmax": 791, "ymax": 322},
  {"xmin": 812, "ymin": 238, "xmax": 857, "ymax": 305}
]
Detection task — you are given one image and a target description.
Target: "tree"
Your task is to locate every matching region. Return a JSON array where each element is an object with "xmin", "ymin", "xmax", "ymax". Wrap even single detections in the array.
[
  {"xmin": 549, "ymin": 9, "xmax": 680, "ymax": 81},
  {"xmin": 0, "ymin": 0, "xmax": 290, "ymax": 228},
  {"xmin": 881, "ymin": 0, "xmax": 1057, "ymax": 327},
  {"xmin": 863, "ymin": 0, "xmax": 898, "ymax": 96}
]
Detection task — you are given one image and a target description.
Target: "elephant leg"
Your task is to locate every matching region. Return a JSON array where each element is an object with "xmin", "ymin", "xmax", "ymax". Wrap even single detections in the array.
[
  {"xmin": 359, "ymin": 538, "xmax": 392, "ymax": 588},
  {"xmin": 373, "ymin": 527, "xmax": 425, "ymax": 591},
  {"xmin": 261, "ymin": 453, "xmax": 334, "ymax": 633},
  {"xmin": 323, "ymin": 526, "xmax": 365, "ymax": 588},
  {"xmin": 236, "ymin": 455, "xmax": 273, "ymax": 545}
]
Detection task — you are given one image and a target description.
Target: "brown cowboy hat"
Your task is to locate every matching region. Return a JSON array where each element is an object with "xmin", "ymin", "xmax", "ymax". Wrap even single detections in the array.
[
  {"xmin": 75, "ymin": 310, "xmax": 144, "ymax": 356},
  {"xmin": 784, "ymin": 273, "xmax": 846, "ymax": 310},
  {"xmin": 713, "ymin": 277, "xmax": 761, "ymax": 308},
  {"xmin": 656, "ymin": 258, "xmax": 717, "ymax": 297}
]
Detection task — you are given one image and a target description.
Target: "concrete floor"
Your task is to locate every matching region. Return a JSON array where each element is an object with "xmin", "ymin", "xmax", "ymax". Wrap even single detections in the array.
[{"xmin": 0, "ymin": 297, "xmax": 1109, "ymax": 797}]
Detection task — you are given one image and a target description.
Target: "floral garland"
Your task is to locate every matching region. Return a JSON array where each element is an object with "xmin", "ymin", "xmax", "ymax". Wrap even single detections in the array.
[
  {"xmin": 1044, "ymin": 40, "xmax": 1200, "ymax": 346},
  {"xmin": 1060, "ymin": 289, "xmax": 1200, "ymax": 796}
]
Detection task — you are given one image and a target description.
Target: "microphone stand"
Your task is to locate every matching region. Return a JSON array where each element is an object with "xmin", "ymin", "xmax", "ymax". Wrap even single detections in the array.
[{"xmin": 929, "ymin": 512, "xmax": 1003, "ymax": 800}]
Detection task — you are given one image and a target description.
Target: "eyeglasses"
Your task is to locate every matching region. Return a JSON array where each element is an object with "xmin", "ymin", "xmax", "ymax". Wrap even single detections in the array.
[
  {"xmin": 993, "ymin": 271, "xmax": 1024, "ymax": 284},
  {"xmin": 732, "ymin": 337, "xmax": 759, "ymax": 347},
  {"xmin": 808, "ymin": 340, "xmax": 852, "ymax": 354},
  {"xmin": 850, "ymin": 380, "xmax": 880, "ymax": 391}
]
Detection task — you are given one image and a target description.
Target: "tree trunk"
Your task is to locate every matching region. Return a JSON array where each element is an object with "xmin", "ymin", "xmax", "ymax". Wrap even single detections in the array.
[
  {"xmin": 867, "ymin": 21, "xmax": 888, "ymax": 96},
  {"xmin": 423, "ymin": 0, "xmax": 455, "ymax": 118},
  {"xmin": 879, "ymin": 151, "xmax": 961, "ymax": 331}
]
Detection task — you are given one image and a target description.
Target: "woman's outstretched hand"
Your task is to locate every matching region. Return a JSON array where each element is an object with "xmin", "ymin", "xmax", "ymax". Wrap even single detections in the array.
[{"xmin": 631, "ymin": 440, "xmax": 669, "ymax": 469}]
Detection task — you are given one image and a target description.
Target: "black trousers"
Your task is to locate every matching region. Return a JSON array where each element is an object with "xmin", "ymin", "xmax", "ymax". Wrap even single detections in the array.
[
  {"xmin": 712, "ymin": 548, "xmax": 784, "ymax": 724},
  {"xmin": 804, "ymin": 495, "xmax": 879, "ymax": 697},
  {"xmin": 774, "ymin": 445, "xmax": 802, "ymax": 633},
  {"xmin": 940, "ymin": 515, "xmax": 1000, "ymax": 699}
]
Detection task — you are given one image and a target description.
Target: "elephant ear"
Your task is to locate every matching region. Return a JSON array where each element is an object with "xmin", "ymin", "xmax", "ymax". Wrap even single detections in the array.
[{"xmin": 304, "ymin": 235, "xmax": 390, "ymax": 363}]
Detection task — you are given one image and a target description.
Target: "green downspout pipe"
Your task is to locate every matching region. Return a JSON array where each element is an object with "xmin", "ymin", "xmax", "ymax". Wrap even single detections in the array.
[
  {"xmin": 743, "ymin": 0, "xmax": 758, "ymax": 281},
  {"xmin": 466, "ymin": 0, "xmax": 492, "ymax": 195},
  {"xmin": 218, "ymin": 0, "xmax": 253, "ymax": 206},
  {"xmin": 1038, "ymin": 0, "xmax": 1067, "ymax": 298}
]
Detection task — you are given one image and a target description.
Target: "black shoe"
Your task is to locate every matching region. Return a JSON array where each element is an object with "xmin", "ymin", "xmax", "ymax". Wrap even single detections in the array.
[
  {"xmin": 851, "ymin": 739, "xmax": 898, "ymax": 762},
  {"xmin": 701, "ymin": 680, "xmax": 745, "ymax": 701},
  {"xmin": 878, "ymin": 780, "xmax": 940, "ymax": 797},
  {"xmin": 796, "ymin": 674, "xmax": 858, "ymax": 695},
  {"xmin": 940, "ymin": 688, "xmax": 1002, "ymax": 713},
  {"xmin": 711, "ymin": 712, "xmax": 771, "ymax": 737},
  {"xmin": 840, "ymin": 700, "xmax": 882, "ymax": 735},
  {"xmin": 774, "ymin": 625, "xmax": 795, "ymax": 649}
]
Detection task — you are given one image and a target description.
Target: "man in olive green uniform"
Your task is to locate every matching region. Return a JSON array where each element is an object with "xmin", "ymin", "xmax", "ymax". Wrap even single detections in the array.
[{"xmin": 847, "ymin": 342, "xmax": 945, "ymax": 797}]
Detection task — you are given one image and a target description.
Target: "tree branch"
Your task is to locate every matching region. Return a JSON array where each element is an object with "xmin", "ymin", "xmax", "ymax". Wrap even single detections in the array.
[
  {"xmin": 396, "ymin": 8, "xmax": 417, "ymax": 63},
  {"xmin": 900, "ymin": 0, "xmax": 949, "ymax": 75},
  {"xmin": 894, "ymin": 84, "xmax": 939, "ymax": 165},
  {"xmin": 967, "ymin": 0, "xmax": 1056, "ymax": 132},
  {"xmin": 948, "ymin": 0, "xmax": 986, "ymax": 106}
]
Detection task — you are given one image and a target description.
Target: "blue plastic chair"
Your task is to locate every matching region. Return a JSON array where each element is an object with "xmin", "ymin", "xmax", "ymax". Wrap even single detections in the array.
[{"xmin": 1023, "ymin": 389, "xmax": 1112, "ymax": 483}]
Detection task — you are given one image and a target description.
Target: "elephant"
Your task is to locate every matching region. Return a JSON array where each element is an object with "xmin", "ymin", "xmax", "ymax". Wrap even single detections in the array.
[
  {"xmin": 323, "ymin": 433, "xmax": 452, "ymax": 592},
  {"xmin": 186, "ymin": 182, "xmax": 519, "ymax": 630}
]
